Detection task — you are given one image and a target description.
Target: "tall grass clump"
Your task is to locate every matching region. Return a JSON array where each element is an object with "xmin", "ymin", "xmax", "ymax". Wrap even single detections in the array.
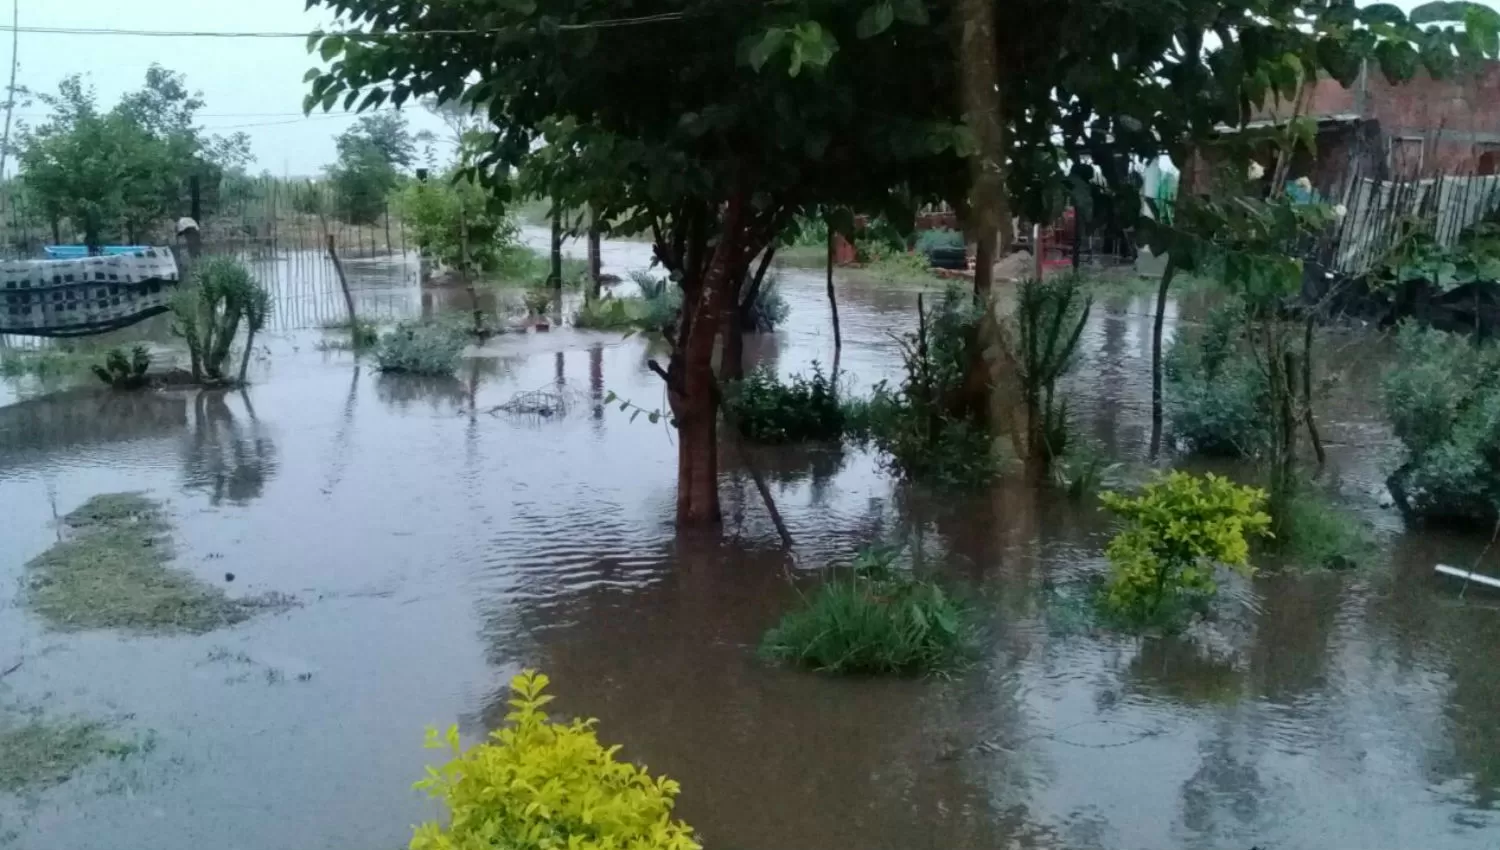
[
  {"xmin": 1005, "ymin": 274, "xmax": 1091, "ymax": 466},
  {"xmin": 1273, "ymin": 486, "xmax": 1372, "ymax": 570},
  {"xmin": 1382, "ymin": 322, "xmax": 1500, "ymax": 524},
  {"xmin": 374, "ymin": 321, "xmax": 467, "ymax": 376},
  {"xmin": 761, "ymin": 547, "xmax": 972, "ymax": 675},
  {"xmin": 724, "ymin": 364, "xmax": 843, "ymax": 443}
]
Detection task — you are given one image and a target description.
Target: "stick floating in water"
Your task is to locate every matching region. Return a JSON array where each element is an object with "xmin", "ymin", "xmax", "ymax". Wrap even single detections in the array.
[{"xmin": 1435, "ymin": 563, "xmax": 1500, "ymax": 591}]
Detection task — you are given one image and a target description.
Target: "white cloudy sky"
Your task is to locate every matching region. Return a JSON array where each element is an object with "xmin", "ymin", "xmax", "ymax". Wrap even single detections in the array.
[
  {"xmin": 8, "ymin": 0, "xmax": 449, "ymax": 176},
  {"xmin": 6, "ymin": 0, "xmax": 1495, "ymax": 176}
]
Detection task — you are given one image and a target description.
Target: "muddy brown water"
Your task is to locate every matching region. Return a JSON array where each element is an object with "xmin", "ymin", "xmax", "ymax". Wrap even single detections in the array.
[{"xmin": 1, "ymin": 233, "xmax": 1498, "ymax": 849}]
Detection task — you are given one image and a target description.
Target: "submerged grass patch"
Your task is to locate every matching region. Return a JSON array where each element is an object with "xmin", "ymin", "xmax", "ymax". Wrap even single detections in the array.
[
  {"xmin": 0, "ymin": 717, "xmax": 129, "ymax": 793},
  {"xmin": 1273, "ymin": 488, "xmax": 1374, "ymax": 571},
  {"xmin": 761, "ymin": 548, "xmax": 973, "ymax": 675},
  {"xmin": 23, "ymin": 493, "xmax": 277, "ymax": 634}
]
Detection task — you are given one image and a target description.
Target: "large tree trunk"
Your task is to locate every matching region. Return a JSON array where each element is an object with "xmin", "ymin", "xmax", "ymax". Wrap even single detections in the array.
[
  {"xmin": 958, "ymin": 0, "xmax": 1006, "ymax": 300},
  {"xmin": 958, "ymin": 0, "xmax": 1007, "ymax": 426},
  {"xmin": 671, "ymin": 196, "xmax": 749, "ymax": 526}
]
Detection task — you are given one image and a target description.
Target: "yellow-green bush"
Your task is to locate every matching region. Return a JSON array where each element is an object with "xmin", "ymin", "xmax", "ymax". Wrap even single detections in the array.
[
  {"xmin": 411, "ymin": 670, "xmax": 700, "ymax": 850},
  {"xmin": 1099, "ymin": 471, "xmax": 1271, "ymax": 627}
]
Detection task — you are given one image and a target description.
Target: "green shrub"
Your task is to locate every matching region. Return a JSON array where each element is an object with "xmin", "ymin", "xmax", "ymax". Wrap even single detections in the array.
[
  {"xmin": 573, "ymin": 279, "xmax": 679, "ymax": 333},
  {"xmin": 170, "ymin": 256, "xmax": 272, "ymax": 384},
  {"xmin": 1007, "ymin": 275, "xmax": 1092, "ymax": 465},
  {"xmin": 760, "ymin": 547, "xmax": 972, "ymax": 675},
  {"xmin": 1099, "ymin": 472, "xmax": 1272, "ymax": 629},
  {"xmin": 1275, "ymin": 487, "xmax": 1372, "ymax": 570},
  {"xmin": 411, "ymin": 670, "xmax": 699, "ymax": 850},
  {"xmin": 741, "ymin": 274, "xmax": 789, "ymax": 332},
  {"xmin": 90, "ymin": 345, "xmax": 151, "ymax": 390},
  {"xmin": 1050, "ymin": 443, "xmax": 1121, "ymax": 500},
  {"xmin": 1165, "ymin": 301, "xmax": 1270, "ymax": 457},
  {"xmin": 1382, "ymin": 323, "xmax": 1500, "ymax": 524},
  {"xmin": 374, "ymin": 321, "xmax": 467, "ymax": 376},
  {"xmin": 724, "ymin": 365, "xmax": 843, "ymax": 443},
  {"xmin": 396, "ymin": 174, "xmax": 520, "ymax": 276},
  {"xmin": 847, "ymin": 286, "xmax": 998, "ymax": 486}
]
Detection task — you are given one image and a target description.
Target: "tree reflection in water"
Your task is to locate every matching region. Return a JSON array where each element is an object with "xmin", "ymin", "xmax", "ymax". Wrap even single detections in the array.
[{"xmin": 181, "ymin": 389, "xmax": 278, "ymax": 505}]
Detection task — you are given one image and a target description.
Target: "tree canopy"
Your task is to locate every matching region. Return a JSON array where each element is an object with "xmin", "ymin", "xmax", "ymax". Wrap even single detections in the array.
[
  {"xmin": 305, "ymin": 0, "xmax": 1499, "ymax": 527},
  {"xmin": 16, "ymin": 66, "xmax": 253, "ymax": 245}
]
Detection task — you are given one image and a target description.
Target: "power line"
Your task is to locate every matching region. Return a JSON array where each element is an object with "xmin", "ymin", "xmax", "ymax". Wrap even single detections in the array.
[{"xmin": 0, "ymin": 13, "xmax": 685, "ymax": 39}]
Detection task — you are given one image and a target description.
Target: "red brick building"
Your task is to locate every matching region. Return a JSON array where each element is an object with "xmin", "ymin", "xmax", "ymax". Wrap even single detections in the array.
[{"xmin": 1255, "ymin": 60, "xmax": 1500, "ymax": 191}]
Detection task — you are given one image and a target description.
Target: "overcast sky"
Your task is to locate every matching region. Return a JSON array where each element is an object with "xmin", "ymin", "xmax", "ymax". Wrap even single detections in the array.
[
  {"xmin": 6, "ymin": 0, "xmax": 1495, "ymax": 177},
  {"xmin": 8, "ymin": 0, "xmax": 449, "ymax": 176}
]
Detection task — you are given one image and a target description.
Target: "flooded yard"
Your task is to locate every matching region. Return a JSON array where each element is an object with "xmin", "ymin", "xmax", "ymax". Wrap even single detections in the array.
[{"xmin": 1, "ymin": 234, "xmax": 1498, "ymax": 850}]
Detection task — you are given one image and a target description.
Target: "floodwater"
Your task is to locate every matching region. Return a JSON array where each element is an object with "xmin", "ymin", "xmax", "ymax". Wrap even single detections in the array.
[{"xmin": 1, "ymin": 232, "xmax": 1498, "ymax": 850}]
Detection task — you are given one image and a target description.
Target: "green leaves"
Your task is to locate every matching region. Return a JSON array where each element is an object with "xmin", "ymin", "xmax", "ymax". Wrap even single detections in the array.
[
  {"xmin": 856, "ymin": 2, "xmax": 895, "ymax": 39},
  {"xmin": 745, "ymin": 22, "xmax": 838, "ymax": 76},
  {"xmin": 318, "ymin": 34, "xmax": 345, "ymax": 63},
  {"xmin": 746, "ymin": 28, "xmax": 786, "ymax": 72}
]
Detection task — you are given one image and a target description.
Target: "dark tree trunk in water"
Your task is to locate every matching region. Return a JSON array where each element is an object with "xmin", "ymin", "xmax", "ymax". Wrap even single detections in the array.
[
  {"xmin": 1151, "ymin": 153, "xmax": 1196, "ymax": 459},
  {"xmin": 958, "ymin": 0, "xmax": 1007, "ymax": 422},
  {"xmin": 667, "ymin": 195, "xmax": 751, "ymax": 527},
  {"xmin": 1148, "ymin": 259, "xmax": 1176, "ymax": 459},
  {"xmin": 826, "ymin": 217, "xmax": 841, "ymax": 374},
  {"xmin": 548, "ymin": 211, "xmax": 563, "ymax": 289},
  {"xmin": 586, "ymin": 211, "xmax": 602, "ymax": 302}
]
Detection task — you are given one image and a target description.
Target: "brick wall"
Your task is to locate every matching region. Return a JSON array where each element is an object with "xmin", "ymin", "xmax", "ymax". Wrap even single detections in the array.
[{"xmin": 1277, "ymin": 62, "xmax": 1500, "ymax": 176}]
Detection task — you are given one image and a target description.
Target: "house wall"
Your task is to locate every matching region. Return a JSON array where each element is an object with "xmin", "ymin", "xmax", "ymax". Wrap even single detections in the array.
[{"xmin": 1285, "ymin": 62, "xmax": 1500, "ymax": 176}]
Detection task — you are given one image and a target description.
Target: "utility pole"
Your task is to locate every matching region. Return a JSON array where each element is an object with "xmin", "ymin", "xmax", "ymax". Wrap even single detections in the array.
[{"xmin": 0, "ymin": 0, "xmax": 19, "ymax": 182}]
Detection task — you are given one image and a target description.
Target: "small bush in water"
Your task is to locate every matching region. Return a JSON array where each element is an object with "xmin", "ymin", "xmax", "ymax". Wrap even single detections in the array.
[
  {"xmin": 761, "ymin": 547, "xmax": 971, "ymax": 675},
  {"xmin": 375, "ymin": 322, "xmax": 466, "ymax": 376},
  {"xmin": 724, "ymin": 364, "xmax": 843, "ymax": 443},
  {"xmin": 1099, "ymin": 472, "xmax": 1271, "ymax": 627},
  {"xmin": 410, "ymin": 670, "xmax": 699, "ymax": 850},
  {"xmin": 844, "ymin": 286, "xmax": 998, "ymax": 486},
  {"xmin": 1382, "ymin": 322, "xmax": 1500, "ymax": 524},
  {"xmin": 90, "ymin": 345, "xmax": 151, "ymax": 390},
  {"xmin": 1164, "ymin": 301, "xmax": 1270, "ymax": 457}
]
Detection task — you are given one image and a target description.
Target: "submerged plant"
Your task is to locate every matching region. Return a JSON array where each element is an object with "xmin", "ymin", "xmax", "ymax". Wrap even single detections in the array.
[
  {"xmin": 23, "ymin": 493, "xmax": 271, "ymax": 634},
  {"xmin": 0, "ymin": 717, "xmax": 128, "ymax": 793},
  {"xmin": 1382, "ymin": 322, "xmax": 1500, "ymax": 524},
  {"xmin": 1274, "ymin": 486, "xmax": 1372, "ymax": 570},
  {"xmin": 739, "ymin": 273, "xmax": 789, "ymax": 332},
  {"xmin": 1165, "ymin": 300, "xmax": 1270, "ymax": 457},
  {"xmin": 761, "ymin": 546, "xmax": 972, "ymax": 675},
  {"xmin": 374, "ymin": 321, "xmax": 467, "ymax": 376},
  {"xmin": 849, "ymin": 286, "xmax": 998, "ymax": 486},
  {"xmin": 1099, "ymin": 472, "xmax": 1272, "ymax": 629},
  {"xmin": 411, "ymin": 670, "xmax": 699, "ymax": 850},
  {"xmin": 1007, "ymin": 275, "xmax": 1092, "ymax": 465},
  {"xmin": 724, "ymin": 364, "xmax": 843, "ymax": 443},
  {"xmin": 90, "ymin": 345, "xmax": 152, "ymax": 390}
]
